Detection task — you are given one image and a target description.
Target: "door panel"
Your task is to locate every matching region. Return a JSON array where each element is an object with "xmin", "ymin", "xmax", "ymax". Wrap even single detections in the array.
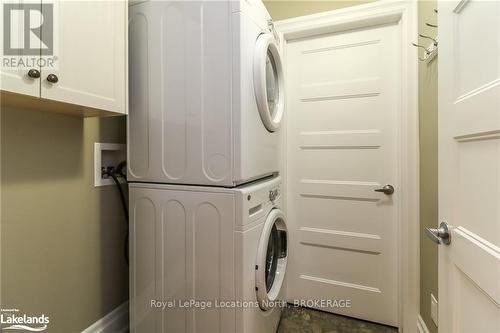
[
  {"xmin": 438, "ymin": 0, "xmax": 500, "ymax": 332},
  {"xmin": 40, "ymin": 0, "xmax": 126, "ymax": 113},
  {"xmin": 0, "ymin": 0, "xmax": 41, "ymax": 97},
  {"xmin": 286, "ymin": 23, "xmax": 400, "ymax": 326}
]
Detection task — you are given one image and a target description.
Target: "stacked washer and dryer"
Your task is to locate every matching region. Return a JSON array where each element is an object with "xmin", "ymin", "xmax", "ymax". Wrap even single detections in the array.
[{"xmin": 128, "ymin": 1, "xmax": 288, "ymax": 332}]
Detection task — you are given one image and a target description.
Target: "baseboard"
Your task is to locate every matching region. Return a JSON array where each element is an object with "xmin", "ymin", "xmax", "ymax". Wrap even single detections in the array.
[
  {"xmin": 81, "ymin": 301, "xmax": 129, "ymax": 333},
  {"xmin": 417, "ymin": 315, "xmax": 431, "ymax": 333}
]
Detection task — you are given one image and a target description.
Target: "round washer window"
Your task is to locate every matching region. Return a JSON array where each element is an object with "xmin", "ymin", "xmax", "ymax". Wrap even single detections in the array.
[
  {"xmin": 265, "ymin": 223, "xmax": 287, "ymax": 292},
  {"xmin": 254, "ymin": 34, "xmax": 284, "ymax": 132},
  {"xmin": 256, "ymin": 209, "xmax": 288, "ymax": 310},
  {"xmin": 265, "ymin": 50, "xmax": 279, "ymax": 120}
]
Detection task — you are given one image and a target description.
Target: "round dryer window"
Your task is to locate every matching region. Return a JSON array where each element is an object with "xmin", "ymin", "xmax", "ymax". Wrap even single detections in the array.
[
  {"xmin": 255, "ymin": 208, "xmax": 288, "ymax": 310},
  {"xmin": 254, "ymin": 33, "xmax": 285, "ymax": 132}
]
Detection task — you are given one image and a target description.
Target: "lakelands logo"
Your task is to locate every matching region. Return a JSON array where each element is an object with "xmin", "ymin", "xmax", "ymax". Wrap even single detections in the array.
[
  {"xmin": 0, "ymin": 308, "xmax": 49, "ymax": 332},
  {"xmin": 1, "ymin": 1, "xmax": 58, "ymax": 69}
]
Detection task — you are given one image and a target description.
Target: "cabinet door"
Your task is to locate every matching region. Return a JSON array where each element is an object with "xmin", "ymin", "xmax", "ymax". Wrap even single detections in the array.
[
  {"xmin": 40, "ymin": 1, "xmax": 127, "ymax": 114},
  {"xmin": 0, "ymin": 0, "xmax": 41, "ymax": 97}
]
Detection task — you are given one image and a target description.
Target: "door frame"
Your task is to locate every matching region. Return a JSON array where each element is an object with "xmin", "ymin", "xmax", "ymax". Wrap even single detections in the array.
[{"xmin": 275, "ymin": 1, "xmax": 419, "ymax": 331}]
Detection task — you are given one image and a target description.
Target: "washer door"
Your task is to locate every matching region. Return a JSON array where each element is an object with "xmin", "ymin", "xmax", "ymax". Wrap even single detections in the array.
[
  {"xmin": 255, "ymin": 209, "xmax": 288, "ymax": 310},
  {"xmin": 253, "ymin": 33, "xmax": 285, "ymax": 132}
]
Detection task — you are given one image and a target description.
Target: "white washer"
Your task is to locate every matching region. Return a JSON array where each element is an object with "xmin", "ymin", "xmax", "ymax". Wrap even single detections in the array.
[
  {"xmin": 236, "ymin": 178, "xmax": 287, "ymax": 333},
  {"xmin": 129, "ymin": 176, "xmax": 287, "ymax": 333},
  {"xmin": 128, "ymin": 0, "xmax": 285, "ymax": 187}
]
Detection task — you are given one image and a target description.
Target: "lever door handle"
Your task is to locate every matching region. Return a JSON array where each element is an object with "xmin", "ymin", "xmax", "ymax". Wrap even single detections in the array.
[
  {"xmin": 425, "ymin": 222, "xmax": 451, "ymax": 245},
  {"xmin": 374, "ymin": 184, "xmax": 394, "ymax": 195}
]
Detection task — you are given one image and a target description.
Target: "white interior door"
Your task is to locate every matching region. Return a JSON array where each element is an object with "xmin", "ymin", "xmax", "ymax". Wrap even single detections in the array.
[
  {"xmin": 285, "ymin": 23, "xmax": 400, "ymax": 326},
  {"xmin": 437, "ymin": 1, "xmax": 500, "ymax": 332}
]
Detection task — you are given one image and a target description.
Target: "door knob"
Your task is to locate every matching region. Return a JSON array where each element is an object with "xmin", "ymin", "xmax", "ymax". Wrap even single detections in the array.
[
  {"xmin": 425, "ymin": 222, "xmax": 451, "ymax": 245},
  {"xmin": 46, "ymin": 74, "xmax": 59, "ymax": 83},
  {"xmin": 27, "ymin": 69, "xmax": 40, "ymax": 79},
  {"xmin": 374, "ymin": 184, "xmax": 394, "ymax": 195}
]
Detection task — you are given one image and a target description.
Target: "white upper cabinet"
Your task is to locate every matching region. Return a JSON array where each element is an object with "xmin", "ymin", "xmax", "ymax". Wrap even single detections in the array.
[
  {"xmin": 0, "ymin": 1, "xmax": 41, "ymax": 97},
  {"xmin": 0, "ymin": 0, "xmax": 127, "ymax": 115},
  {"xmin": 40, "ymin": 1, "xmax": 127, "ymax": 114}
]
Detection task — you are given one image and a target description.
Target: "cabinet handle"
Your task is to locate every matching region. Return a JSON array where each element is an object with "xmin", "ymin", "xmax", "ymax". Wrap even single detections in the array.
[
  {"xmin": 27, "ymin": 69, "xmax": 41, "ymax": 79},
  {"xmin": 46, "ymin": 74, "xmax": 59, "ymax": 84}
]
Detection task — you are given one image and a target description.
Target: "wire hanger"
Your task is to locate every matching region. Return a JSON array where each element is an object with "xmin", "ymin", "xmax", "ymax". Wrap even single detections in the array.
[{"xmin": 419, "ymin": 34, "xmax": 438, "ymax": 46}]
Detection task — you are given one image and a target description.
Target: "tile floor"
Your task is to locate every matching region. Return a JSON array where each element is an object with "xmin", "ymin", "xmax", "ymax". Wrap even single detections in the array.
[{"xmin": 277, "ymin": 305, "xmax": 398, "ymax": 333}]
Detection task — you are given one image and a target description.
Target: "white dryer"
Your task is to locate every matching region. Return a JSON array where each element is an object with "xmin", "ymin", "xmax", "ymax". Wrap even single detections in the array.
[
  {"xmin": 128, "ymin": 0, "xmax": 285, "ymax": 187},
  {"xmin": 129, "ymin": 176, "xmax": 287, "ymax": 333}
]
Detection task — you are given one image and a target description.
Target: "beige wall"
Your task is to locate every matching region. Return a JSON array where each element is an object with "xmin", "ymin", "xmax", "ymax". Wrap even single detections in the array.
[
  {"xmin": 1, "ymin": 106, "xmax": 128, "ymax": 332},
  {"xmin": 265, "ymin": 0, "xmax": 439, "ymax": 331},
  {"xmin": 417, "ymin": 1, "xmax": 438, "ymax": 332}
]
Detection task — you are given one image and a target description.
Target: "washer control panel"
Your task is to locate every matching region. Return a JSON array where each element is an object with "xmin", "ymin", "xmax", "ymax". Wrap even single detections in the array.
[
  {"xmin": 240, "ymin": 178, "xmax": 282, "ymax": 226},
  {"xmin": 269, "ymin": 188, "xmax": 279, "ymax": 203}
]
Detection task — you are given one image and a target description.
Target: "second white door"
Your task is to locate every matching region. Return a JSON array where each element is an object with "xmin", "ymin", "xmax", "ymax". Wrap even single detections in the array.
[
  {"xmin": 437, "ymin": 1, "xmax": 500, "ymax": 332},
  {"xmin": 286, "ymin": 22, "xmax": 400, "ymax": 326}
]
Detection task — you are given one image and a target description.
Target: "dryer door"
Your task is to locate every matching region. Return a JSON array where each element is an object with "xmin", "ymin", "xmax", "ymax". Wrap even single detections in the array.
[
  {"xmin": 254, "ymin": 33, "xmax": 285, "ymax": 132},
  {"xmin": 256, "ymin": 208, "xmax": 288, "ymax": 310}
]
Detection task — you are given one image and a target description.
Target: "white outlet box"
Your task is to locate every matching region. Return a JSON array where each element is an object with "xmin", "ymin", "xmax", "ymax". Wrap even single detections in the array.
[
  {"xmin": 431, "ymin": 293, "xmax": 438, "ymax": 326},
  {"xmin": 94, "ymin": 143, "xmax": 126, "ymax": 187}
]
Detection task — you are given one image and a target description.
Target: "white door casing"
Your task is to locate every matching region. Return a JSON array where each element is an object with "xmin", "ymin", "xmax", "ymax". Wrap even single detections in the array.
[
  {"xmin": 40, "ymin": 0, "xmax": 127, "ymax": 114},
  {"xmin": 276, "ymin": 1, "xmax": 418, "ymax": 331},
  {"xmin": 438, "ymin": 1, "xmax": 500, "ymax": 332}
]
